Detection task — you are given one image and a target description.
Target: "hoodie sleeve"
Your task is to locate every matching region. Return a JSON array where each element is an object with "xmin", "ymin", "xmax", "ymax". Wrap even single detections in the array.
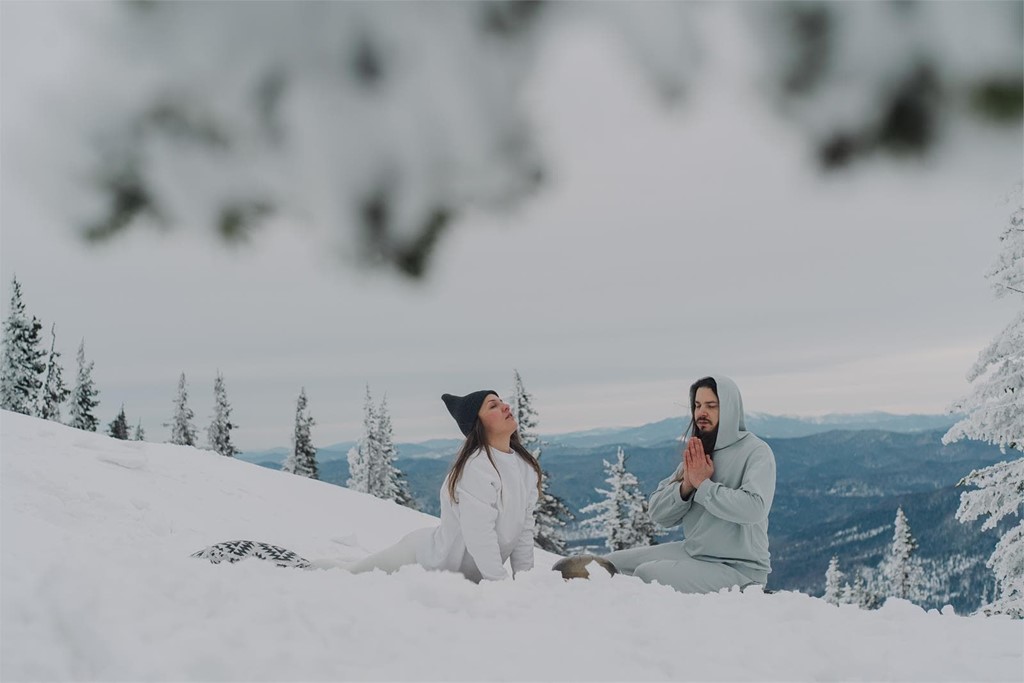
[
  {"xmin": 693, "ymin": 445, "xmax": 776, "ymax": 525},
  {"xmin": 648, "ymin": 462, "xmax": 695, "ymax": 528},
  {"xmin": 455, "ymin": 457, "xmax": 509, "ymax": 581},
  {"xmin": 510, "ymin": 468, "xmax": 539, "ymax": 576}
]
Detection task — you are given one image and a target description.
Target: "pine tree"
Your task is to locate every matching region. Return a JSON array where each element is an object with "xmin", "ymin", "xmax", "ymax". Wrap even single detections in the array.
[
  {"xmin": 377, "ymin": 394, "xmax": 417, "ymax": 509},
  {"xmin": 955, "ymin": 459, "xmax": 1024, "ymax": 618},
  {"xmin": 512, "ymin": 369, "xmax": 573, "ymax": 554},
  {"xmin": 942, "ymin": 202, "xmax": 1022, "ymax": 449},
  {"xmin": 365, "ymin": 392, "xmax": 394, "ymax": 499},
  {"xmin": 629, "ymin": 484, "xmax": 658, "ymax": 549},
  {"xmin": 824, "ymin": 556, "xmax": 844, "ymax": 606},
  {"xmin": 838, "ymin": 581, "xmax": 855, "ymax": 606},
  {"xmin": 347, "ymin": 385, "xmax": 378, "ymax": 493},
  {"xmin": 850, "ymin": 571, "xmax": 882, "ymax": 610},
  {"xmin": 283, "ymin": 387, "xmax": 318, "ymax": 479},
  {"xmin": 1, "ymin": 276, "xmax": 46, "ymax": 415},
  {"xmin": 943, "ymin": 200, "xmax": 1023, "ymax": 618},
  {"xmin": 881, "ymin": 506, "xmax": 924, "ymax": 602},
  {"xmin": 132, "ymin": 419, "xmax": 145, "ymax": 441},
  {"xmin": 35, "ymin": 323, "xmax": 70, "ymax": 421},
  {"xmin": 346, "ymin": 387, "xmax": 414, "ymax": 505},
  {"xmin": 67, "ymin": 339, "xmax": 100, "ymax": 431},
  {"xmin": 207, "ymin": 372, "xmax": 238, "ymax": 457},
  {"xmin": 512, "ymin": 369, "xmax": 541, "ymax": 455},
  {"xmin": 107, "ymin": 405, "xmax": 129, "ymax": 440},
  {"xmin": 166, "ymin": 372, "xmax": 197, "ymax": 446},
  {"xmin": 579, "ymin": 447, "xmax": 655, "ymax": 552}
]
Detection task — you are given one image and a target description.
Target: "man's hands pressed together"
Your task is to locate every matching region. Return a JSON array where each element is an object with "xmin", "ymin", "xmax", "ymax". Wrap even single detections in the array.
[{"xmin": 680, "ymin": 436, "xmax": 714, "ymax": 500}]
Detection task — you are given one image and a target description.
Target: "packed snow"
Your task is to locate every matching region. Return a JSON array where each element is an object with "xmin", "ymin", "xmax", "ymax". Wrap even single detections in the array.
[{"xmin": 2, "ymin": 411, "xmax": 1021, "ymax": 682}]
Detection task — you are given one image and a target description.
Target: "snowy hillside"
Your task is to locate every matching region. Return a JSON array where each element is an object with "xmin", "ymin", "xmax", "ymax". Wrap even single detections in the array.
[{"xmin": 2, "ymin": 412, "xmax": 1021, "ymax": 682}]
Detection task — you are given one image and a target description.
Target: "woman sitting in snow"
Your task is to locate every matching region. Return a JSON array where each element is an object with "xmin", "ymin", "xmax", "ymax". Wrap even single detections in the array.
[{"xmin": 348, "ymin": 390, "xmax": 542, "ymax": 581}]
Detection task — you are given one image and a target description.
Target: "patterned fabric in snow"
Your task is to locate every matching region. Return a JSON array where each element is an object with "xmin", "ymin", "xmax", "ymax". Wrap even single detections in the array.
[{"xmin": 191, "ymin": 540, "xmax": 311, "ymax": 568}]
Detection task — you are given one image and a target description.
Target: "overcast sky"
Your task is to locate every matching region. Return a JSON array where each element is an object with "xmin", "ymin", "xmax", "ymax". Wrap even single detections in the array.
[{"xmin": 2, "ymin": 3, "xmax": 1021, "ymax": 451}]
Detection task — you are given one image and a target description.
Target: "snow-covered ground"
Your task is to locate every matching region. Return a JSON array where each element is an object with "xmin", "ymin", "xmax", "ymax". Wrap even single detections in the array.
[{"xmin": 2, "ymin": 411, "xmax": 1021, "ymax": 682}]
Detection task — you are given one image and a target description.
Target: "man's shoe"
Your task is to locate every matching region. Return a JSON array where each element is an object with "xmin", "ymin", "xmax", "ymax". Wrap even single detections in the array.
[{"xmin": 552, "ymin": 554, "xmax": 618, "ymax": 579}]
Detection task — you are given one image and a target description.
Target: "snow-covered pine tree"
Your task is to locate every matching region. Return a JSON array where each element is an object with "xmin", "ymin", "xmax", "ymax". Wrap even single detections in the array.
[
  {"xmin": 35, "ymin": 323, "xmax": 70, "ymax": 421},
  {"xmin": 944, "ymin": 237, "xmax": 1024, "ymax": 451},
  {"xmin": 376, "ymin": 394, "xmax": 417, "ymax": 509},
  {"xmin": 512, "ymin": 369, "xmax": 573, "ymax": 554},
  {"xmin": 881, "ymin": 506, "xmax": 924, "ymax": 602},
  {"xmin": 943, "ymin": 200, "xmax": 1023, "ymax": 619},
  {"xmin": 347, "ymin": 385, "xmax": 379, "ymax": 493},
  {"xmin": 207, "ymin": 372, "xmax": 238, "ymax": 457},
  {"xmin": 1, "ymin": 276, "xmax": 46, "ymax": 415},
  {"xmin": 166, "ymin": 372, "xmax": 198, "ymax": 446},
  {"xmin": 629, "ymin": 486, "xmax": 658, "ymax": 549},
  {"xmin": 824, "ymin": 556, "xmax": 844, "ymax": 606},
  {"xmin": 851, "ymin": 571, "xmax": 879, "ymax": 610},
  {"xmin": 579, "ymin": 447, "xmax": 655, "ymax": 552},
  {"xmin": 365, "ymin": 392, "xmax": 394, "ymax": 500},
  {"xmin": 838, "ymin": 580, "xmax": 855, "ymax": 606},
  {"xmin": 512, "ymin": 370, "xmax": 541, "ymax": 455},
  {"xmin": 66, "ymin": 339, "xmax": 100, "ymax": 431},
  {"xmin": 132, "ymin": 419, "xmax": 145, "ymax": 441},
  {"xmin": 954, "ymin": 459, "xmax": 1024, "ymax": 618},
  {"xmin": 107, "ymin": 405, "xmax": 129, "ymax": 440},
  {"xmin": 345, "ymin": 447, "xmax": 367, "ymax": 492},
  {"xmin": 283, "ymin": 387, "xmax": 318, "ymax": 479}
]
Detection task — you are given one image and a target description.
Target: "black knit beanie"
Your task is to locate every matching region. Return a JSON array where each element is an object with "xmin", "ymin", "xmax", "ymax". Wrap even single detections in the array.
[{"xmin": 442, "ymin": 390, "xmax": 497, "ymax": 436}]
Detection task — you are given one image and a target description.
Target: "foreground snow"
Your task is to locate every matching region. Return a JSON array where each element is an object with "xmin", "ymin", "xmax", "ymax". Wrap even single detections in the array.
[{"xmin": 2, "ymin": 412, "xmax": 1021, "ymax": 682}]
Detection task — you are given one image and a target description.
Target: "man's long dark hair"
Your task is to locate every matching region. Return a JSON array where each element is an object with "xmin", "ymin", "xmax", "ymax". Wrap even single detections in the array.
[
  {"xmin": 687, "ymin": 376, "xmax": 719, "ymax": 457},
  {"xmin": 445, "ymin": 420, "xmax": 542, "ymax": 503}
]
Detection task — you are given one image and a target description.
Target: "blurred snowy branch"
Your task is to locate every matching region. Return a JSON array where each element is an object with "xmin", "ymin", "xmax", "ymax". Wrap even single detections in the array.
[{"xmin": 22, "ymin": 1, "xmax": 1024, "ymax": 277}]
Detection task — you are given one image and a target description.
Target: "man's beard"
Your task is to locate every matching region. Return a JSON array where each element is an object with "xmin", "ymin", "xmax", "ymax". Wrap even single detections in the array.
[{"xmin": 694, "ymin": 423, "xmax": 718, "ymax": 457}]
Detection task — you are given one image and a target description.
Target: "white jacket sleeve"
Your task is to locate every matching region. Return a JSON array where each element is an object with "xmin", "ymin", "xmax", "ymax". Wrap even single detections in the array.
[
  {"xmin": 455, "ymin": 458, "xmax": 508, "ymax": 581},
  {"xmin": 510, "ymin": 470, "xmax": 539, "ymax": 576}
]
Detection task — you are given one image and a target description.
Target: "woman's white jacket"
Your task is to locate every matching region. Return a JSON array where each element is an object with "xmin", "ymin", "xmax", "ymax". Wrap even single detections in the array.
[{"xmin": 417, "ymin": 447, "xmax": 539, "ymax": 581}]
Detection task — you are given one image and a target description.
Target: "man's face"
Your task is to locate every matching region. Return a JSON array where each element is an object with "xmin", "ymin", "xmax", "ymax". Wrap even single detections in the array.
[{"xmin": 693, "ymin": 386, "xmax": 720, "ymax": 435}]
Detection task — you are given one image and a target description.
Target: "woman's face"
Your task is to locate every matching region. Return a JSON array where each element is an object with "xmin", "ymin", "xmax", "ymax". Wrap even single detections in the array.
[{"xmin": 477, "ymin": 394, "xmax": 517, "ymax": 438}]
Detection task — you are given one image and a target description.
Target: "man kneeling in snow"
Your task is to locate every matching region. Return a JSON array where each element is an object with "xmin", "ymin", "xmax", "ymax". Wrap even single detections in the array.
[{"xmin": 604, "ymin": 375, "xmax": 776, "ymax": 593}]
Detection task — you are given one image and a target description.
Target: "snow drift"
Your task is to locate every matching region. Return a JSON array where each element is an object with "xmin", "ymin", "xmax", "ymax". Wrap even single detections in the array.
[{"xmin": 2, "ymin": 411, "xmax": 1021, "ymax": 681}]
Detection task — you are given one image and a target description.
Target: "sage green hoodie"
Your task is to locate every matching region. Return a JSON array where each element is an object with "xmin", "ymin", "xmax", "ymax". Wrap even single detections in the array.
[{"xmin": 647, "ymin": 375, "xmax": 776, "ymax": 583}]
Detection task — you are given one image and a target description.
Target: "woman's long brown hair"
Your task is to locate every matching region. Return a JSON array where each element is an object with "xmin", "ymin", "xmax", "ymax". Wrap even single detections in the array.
[{"xmin": 445, "ymin": 420, "xmax": 543, "ymax": 503}]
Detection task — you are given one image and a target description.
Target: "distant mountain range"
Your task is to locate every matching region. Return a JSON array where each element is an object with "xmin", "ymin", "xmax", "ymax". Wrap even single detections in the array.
[{"xmin": 238, "ymin": 411, "xmax": 962, "ymax": 464}]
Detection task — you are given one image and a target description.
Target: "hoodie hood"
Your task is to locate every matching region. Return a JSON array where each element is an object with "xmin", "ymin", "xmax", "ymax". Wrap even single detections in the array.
[{"xmin": 693, "ymin": 374, "xmax": 748, "ymax": 451}]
